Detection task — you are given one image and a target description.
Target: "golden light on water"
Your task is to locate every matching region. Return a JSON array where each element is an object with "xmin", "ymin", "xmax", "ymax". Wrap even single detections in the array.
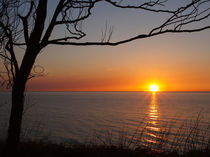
[
  {"xmin": 145, "ymin": 92, "xmax": 160, "ymax": 144},
  {"xmin": 149, "ymin": 84, "xmax": 159, "ymax": 92},
  {"xmin": 149, "ymin": 93, "xmax": 159, "ymax": 129}
]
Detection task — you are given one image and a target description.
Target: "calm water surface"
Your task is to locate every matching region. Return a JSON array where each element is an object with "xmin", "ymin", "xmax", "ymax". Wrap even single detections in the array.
[{"xmin": 0, "ymin": 92, "xmax": 210, "ymax": 147}]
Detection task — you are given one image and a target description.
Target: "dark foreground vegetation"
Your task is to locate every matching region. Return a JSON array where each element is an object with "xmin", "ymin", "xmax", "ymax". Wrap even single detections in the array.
[
  {"xmin": 0, "ymin": 140, "xmax": 209, "ymax": 157},
  {"xmin": 0, "ymin": 112, "xmax": 210, "ymax": 157},
  {"xmin": 0, "ymin": 139, "xmax": 210, "ymax": 157}
]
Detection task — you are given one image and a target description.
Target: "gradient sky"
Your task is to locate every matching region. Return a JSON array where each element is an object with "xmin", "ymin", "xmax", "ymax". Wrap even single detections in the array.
[{"xmin": 5, "ymin": 0, "xmax": 210, "ymax": 91}]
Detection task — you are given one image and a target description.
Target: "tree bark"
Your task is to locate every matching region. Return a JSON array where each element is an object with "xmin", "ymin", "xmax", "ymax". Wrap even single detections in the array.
[
  {"xmin": 6, "ymin": 80, "xmax": 25, "ymax": 152},
  {"xmin": 6, "ymin": 0, "xmax": 47, "ymax": 151},
  {"xmin": 6, "ymin": 51, "xmax": 38, "ymax": 152}
]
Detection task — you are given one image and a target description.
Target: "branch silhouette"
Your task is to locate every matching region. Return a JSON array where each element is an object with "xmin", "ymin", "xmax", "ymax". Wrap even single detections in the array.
[{"xmin": 0, "ymin": 0, "xmax": 210, "ymax": 153}]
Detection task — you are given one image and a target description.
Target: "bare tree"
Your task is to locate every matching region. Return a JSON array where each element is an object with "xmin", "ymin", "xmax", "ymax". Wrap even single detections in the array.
[{"xmin": 0, "ymin": 0, "xmax": 210, "ymax": 152}]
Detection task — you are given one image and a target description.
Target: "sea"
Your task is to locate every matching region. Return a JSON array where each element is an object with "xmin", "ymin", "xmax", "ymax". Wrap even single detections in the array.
[{"xmin": 0, "ymin": 91, "xmax": 210, "ymax": 150}]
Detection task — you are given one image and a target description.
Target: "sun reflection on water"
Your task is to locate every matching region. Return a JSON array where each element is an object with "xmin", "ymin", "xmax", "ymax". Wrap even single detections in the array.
[{"xmin": 145, "ymin": 92, "xmax": 160, "ymax": 144}]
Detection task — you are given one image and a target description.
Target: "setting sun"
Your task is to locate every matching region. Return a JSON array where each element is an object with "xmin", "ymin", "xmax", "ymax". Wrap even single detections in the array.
[{"xmin": 150, "ymin": 84, "xmax": 159, "ymax": 92}]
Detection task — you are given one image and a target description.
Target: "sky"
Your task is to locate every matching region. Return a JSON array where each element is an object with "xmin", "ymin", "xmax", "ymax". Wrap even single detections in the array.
[
  {"xmin": 2, "ymin": 0, "xmax": 210, "ymax": 92},
  {"xmin": 28, "ymin": 30, "xmax": 210, "ymax": 91}
]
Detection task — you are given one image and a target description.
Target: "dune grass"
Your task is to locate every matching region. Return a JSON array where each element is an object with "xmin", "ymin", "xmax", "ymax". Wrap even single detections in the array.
[
  {"xmin": 0, "ymin": 114, "xmax": 210, "ymax": 157},
  {"xmin": 0, "ymin": 139, "xmax": 209, "ymax": 157}
]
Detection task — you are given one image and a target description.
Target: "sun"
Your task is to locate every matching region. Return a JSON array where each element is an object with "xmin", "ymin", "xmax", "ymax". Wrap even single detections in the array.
[{"xmin": 150, "ymin": 84, "xmax": 159, "ymax": 92}]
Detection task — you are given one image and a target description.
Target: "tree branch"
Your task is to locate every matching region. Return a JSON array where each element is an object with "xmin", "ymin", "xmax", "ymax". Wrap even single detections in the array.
[
  {"xmin": 55, "ymin": 6, "xmax": 94, "ymax": 25},
  {"xmin": 104, "ymin": 0, "xmax": 175, "ymax": 14},
  {"xmin": 28, "ymin": 0, "xmax": 47, "ymax": 49},
  {"xmin": 41, "ymin": 0, "xmax": 65, "ymax": 47},
  {"xmin": 18, "ymin": 1, "xmax": 34, "ymax": 44},
  {"xmin": 5, "ymin": 41, "xmax": 19, "ymax": 74},
  {"xmin": 49, "ymin": 26, "xmax": 210, "ymax": 46}
]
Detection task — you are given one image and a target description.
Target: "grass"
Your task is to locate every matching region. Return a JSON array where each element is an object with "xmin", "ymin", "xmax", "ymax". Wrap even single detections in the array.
[
  {"xmin": 0, "ymin": 100, "xmax": 209, "ymax": 157},
  {"xmin": 0, "ymin": 114, "xmax": 210, "ymax": 157},
  {"xmin": 0, "ymin": 139, "xmax": 209, "ymax": 157}
]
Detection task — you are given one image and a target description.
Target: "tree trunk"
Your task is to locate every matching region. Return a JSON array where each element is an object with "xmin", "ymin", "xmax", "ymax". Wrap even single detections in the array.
[
  {"xmin": 5, "ymin": 0, "xmax": 47, "ymax": 151},
  {"xmin": 6, "ymin": 52, "xmax": 38, "ymax": 152},
  {"xmin": 6, "ymin": 81, "xmax": 25, "ymax": 152}
]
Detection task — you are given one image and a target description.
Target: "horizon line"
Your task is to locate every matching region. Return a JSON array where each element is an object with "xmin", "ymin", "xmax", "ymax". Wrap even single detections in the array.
[{"xmin": 1, "ymin": 90, "xmax": 210, "ymax": 93}]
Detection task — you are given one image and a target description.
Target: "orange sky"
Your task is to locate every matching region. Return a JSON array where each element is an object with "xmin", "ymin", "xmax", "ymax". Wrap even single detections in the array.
[
  {"xmin": 1, "ymin": 1, "xmax": 210, "ymax": 92},
  {"xmin": 27, "ymin": 32, "xmax": 210, "ymax": 92}
]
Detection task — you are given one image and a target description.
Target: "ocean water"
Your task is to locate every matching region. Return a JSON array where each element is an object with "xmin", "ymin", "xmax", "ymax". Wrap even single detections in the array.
[{"xmin": 0, "ymin": 92, "xmax": 210, "ymax": 149}]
